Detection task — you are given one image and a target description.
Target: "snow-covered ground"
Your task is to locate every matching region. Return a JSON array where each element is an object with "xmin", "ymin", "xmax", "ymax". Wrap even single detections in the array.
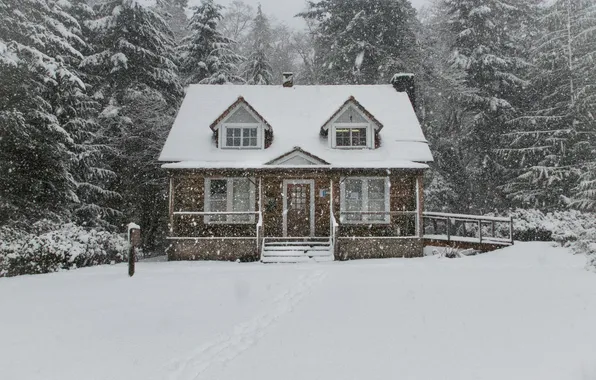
[{"xmin": 1, "ymin": 242, "xmax": 595, "ymax": 380}]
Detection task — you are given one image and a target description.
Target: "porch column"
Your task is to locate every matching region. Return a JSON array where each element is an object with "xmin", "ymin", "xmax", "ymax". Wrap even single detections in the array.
[
  {"xmin": 168, "ymin": 175, "xmax": 174, "ymax": 235},
  {"xmin": 416, "ymin": 173, "xmax": 424, "ymax": 238},
  {"xmin": 258, "ymin": 176, "xmax": 263, "ymax": 213}
]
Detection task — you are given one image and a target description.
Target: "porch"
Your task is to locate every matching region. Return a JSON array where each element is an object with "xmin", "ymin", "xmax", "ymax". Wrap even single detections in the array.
[
  {"xmin": 166, "ymin": 169, "xmax": 513, "ymax": 262},
  {"xmin": 166, "ymin": 168, "xmax": 425, "ymax": 262}
]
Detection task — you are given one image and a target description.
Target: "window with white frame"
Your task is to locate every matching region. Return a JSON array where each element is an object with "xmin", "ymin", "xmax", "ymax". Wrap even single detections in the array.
[
  {"xmin": 220, "ymin": 105, "xmax": 263, "ymax": 149},
  {"xmin": 330, "ymin": 105, "xmax": 373, "ymax": 149},
  {"xmin": 205, "ymin": 178, "xmax": 256, "ymax": 223},
  {"xmin": 335, "ymin": 127, "xmax": 368, "ymax": 147},
  {"xmin": 340, "ymin": 177, "xmax": 390, "ymax": 223},
  {"xmin": 225, "ymin": 127, "xmax": 259, "ymax": 148}
]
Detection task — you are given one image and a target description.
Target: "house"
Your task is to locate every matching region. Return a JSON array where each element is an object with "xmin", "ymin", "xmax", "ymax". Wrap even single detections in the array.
[{"xmin": 159, "ymin": 73, "xmax": 434, "ymax": 262}]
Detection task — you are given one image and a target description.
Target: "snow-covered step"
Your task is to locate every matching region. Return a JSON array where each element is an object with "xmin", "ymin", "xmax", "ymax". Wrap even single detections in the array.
[
  {"xmin": 263, "ymin": 245, "xmax": 331, "ymax": 252},
  {"xmin": 261, "ymin": 253, "xmax": 334, "ymax": 263},
  {"xmin": 262, "ymin": 250, "xmax": 332, "ymax": 258},
  {"xmin": 261, "ymin": 238, "xmax": 334, "ymax": 263}
]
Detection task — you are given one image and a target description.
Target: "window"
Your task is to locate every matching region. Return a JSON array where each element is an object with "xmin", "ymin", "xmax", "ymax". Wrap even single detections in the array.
[
  {"xmin": 340, "ymin": 177, "xmax": 390, "ymax": 224},
  {"xmin": 335, "ymin": 127, "xmax": 367, "ymax": 147},
  {"xmin": 225, "ymin": 127, "xmax": 258, "ymax": 148},
  {"xmin": 329, "ymin": 103, "xmax": 373, "ymax": 149},
  {"xmin": 205, "ymin": 178, "xmax": 256, "ymax": 224},
  {"xmin": 220, "ymin": 105, "xmax": 263, "ymax": 149}
]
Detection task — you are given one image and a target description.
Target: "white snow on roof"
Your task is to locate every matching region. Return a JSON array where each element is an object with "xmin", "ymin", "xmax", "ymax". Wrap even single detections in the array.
[
  {"xmin": 159, "ymin": 84, "xmax": 434, "ymax": 168},
  {"xmin": 162, "ymin": 161, "xmax": 429, "ymax": 170}
]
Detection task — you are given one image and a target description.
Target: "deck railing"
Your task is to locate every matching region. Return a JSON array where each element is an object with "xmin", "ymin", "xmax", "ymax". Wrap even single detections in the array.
[{"xmin": 422, "ymin": 212, "xmax": 514, "ymax": 245}]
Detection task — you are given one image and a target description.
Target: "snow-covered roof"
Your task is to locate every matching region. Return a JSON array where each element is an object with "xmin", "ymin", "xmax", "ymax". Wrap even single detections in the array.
[{"xmin": 159, "ymin": 84, "xmax": 434, "ymax": 168}]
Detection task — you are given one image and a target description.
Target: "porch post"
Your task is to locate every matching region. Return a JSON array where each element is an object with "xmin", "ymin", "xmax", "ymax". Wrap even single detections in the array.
[
  {"xmin": 168, "ymin": 174, "xmax": 174, "ymax": 235},
  {"xmin": 258, "ymin": 176, "xmax": 263, "ymax": 213},
  {"xmin": 416, "ymin": 174, "xmax": 423, "ymax": 238}
]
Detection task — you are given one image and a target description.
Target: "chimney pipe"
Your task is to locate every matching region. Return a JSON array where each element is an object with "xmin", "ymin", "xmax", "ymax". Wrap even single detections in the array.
[
  {"xmin": 391, "ymin": 73, "xmax": 416, "ymax": 109},
  {"xmin": 282, "ymin": 72, "xmax": 294, "ymax": 88}
]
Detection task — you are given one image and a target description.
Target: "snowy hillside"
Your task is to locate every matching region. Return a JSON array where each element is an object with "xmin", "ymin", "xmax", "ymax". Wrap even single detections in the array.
[{"xmin": 1, "ymin": 242, "xmax": 595, "ymax": 380}]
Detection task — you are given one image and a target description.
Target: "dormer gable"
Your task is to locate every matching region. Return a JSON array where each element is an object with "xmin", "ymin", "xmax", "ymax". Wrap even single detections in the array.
[
  {"xmin": 321, "ymin": 97, "xmax": 383, "ymax": 150},
  {"xmin": 210, "ymin": 97, "xmax": 272, "ymax": 150}
]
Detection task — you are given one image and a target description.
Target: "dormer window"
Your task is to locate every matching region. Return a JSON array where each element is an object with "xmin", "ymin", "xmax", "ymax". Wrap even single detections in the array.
[
  {"xmin": 335, "ymin": 127, "xmax": 367, "ymax": 147},
  {"xmin": 225, "ymin": 127, "xmax": 258, "ymax": 147},
  {"xmin": 217, "ymin": 104, "xmax": 265, "ymax": 149},
  {"xmin": 328, "ymin": 104, "xmax": 374, "ymax": 149}
]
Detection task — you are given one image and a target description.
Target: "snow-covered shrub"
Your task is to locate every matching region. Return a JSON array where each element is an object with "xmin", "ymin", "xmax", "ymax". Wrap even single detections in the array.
[{"xmin": 0, "ymin": 223, "xmax": 127, "ymax": 277}]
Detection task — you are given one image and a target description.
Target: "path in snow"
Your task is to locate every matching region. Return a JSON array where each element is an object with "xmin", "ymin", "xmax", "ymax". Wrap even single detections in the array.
[{"xmin": 165, "ymin": 270, "xmax": 327, "ymax": 380}]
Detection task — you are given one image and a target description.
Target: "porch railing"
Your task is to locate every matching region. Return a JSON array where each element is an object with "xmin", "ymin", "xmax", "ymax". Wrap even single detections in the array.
[
  {"xmin": 169, "ymin": 211, "xmax": 261, "ymax": 240},
  {"xmin": 339, "ymin": 211, "xmax": 420, "ymax": 238},
  {"xmin": 422, "ymin": 212, "xmax": 514, "ymax": 245}
]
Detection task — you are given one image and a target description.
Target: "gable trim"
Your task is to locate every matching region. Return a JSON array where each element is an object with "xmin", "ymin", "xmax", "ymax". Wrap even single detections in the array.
[
  {"xmin": 266, "ymin": 147, "xmax": 330, "ymax": 166},
  {"xmin": 321, "ymin": 96, "xmax": 384, "ymax": 132},
  {"xmin": 209, "ymin": 97, "xmax": 272, "ymax": 131}
]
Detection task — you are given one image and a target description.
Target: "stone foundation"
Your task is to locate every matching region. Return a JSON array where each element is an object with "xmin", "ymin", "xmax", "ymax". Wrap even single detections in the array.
[
  {"xmin": 168, "ymin": 239, "xmax": 259, "ymax": 262},
  {"xmin": 336, "ymin": 238, "xmax": 423, "ymax": 260}
]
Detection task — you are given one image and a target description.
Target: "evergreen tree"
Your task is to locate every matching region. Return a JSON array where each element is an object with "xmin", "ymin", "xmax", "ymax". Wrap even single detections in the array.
[
  {"xmin": 501, "ymin": 0, "xmax": 596, "ymax": 210},
  {"xmin": 0, "ymin": 0, "xmax": 100, "ymax": 224},
  {"xmin": 81, "ymin": 0, "xmax": 183, "ymax": 246},
  {"xmin": 438, "ymin": 0, "xmax": 533, "ymax": 212},
  {"xmin": 179, "ymin": 0, "xmax": 244, "ymax": 85},
  {"xmin": 300, "ymin": 0, "xmax": 421, "ymax": 85},
  {"xmin": 244, "ymin": 4, "xmax": 273, "ymax": 85}
]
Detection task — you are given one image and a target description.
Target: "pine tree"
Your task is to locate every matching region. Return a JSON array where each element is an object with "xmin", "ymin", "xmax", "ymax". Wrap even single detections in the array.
[
  {"xmin": 178, "ymin": 0, "xmax": 244, "ymax": 85},
  {"xmin": 81, "ymin": 0, "xmax": 183, "ymax": 246},
  {"xmin": 0, "ymin": 0, "xmax": 95, "ymax": 223},
  {"xmin": 501, "ymin": 0, "xmax": 596, "ymax": 210},
  {"xmin": 244, "ymin": 4, "xmax": 273, "ymax": 85},
  {"xmin": 300, "ymin": 0, "xmax": 421, "ymax": 85},
  {"xmin": 438, "ymin": 0, "xmax": 533, "ymax": 212}
]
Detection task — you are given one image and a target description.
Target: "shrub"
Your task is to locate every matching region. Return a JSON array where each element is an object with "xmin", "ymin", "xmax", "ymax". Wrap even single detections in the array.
[{"xmin": 0, "ymin": 222, "xmax": 127, "ymax": 277}]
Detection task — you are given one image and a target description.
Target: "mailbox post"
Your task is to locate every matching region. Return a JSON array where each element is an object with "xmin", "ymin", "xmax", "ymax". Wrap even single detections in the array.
[{"xmin": 127, "ymin": 223, "xmax": 141, "ymax": 277}]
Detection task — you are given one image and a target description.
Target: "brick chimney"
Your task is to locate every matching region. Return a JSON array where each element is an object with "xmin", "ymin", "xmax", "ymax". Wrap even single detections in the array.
[
  {"xmin": 391, "ymin": 73, "xmax": 416, "ymax": 109},
  {"xmin": 282, "ymin": 72, "xmax": 294, "ymax": 88}
]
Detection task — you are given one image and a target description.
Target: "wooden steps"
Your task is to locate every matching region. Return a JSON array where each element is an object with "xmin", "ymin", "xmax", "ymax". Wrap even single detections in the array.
[{"xmin": 261, "ymin": 238, "xmax": 334, "ymax": 263}]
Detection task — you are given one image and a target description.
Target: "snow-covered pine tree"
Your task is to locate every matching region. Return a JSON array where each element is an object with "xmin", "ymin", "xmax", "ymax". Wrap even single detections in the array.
[
  {"xmin": 178, "ymin": 0, "xmax": 244, "ymax": 85},
  {"xmin": 0, "ymin": 0, "xmax": 99, "ymax": 224},
  {"xmin": 243, "ymin": 4, "xmax": 273, "ymax": 85},
  {"xmin": 81, "ymin": 0, "xmax": 182, "ymax": 106},
  {"xmin": 417, "ymin": 1, "xmax": 475, "ymax": 212},
  {"xmin": 501, "ymin": 0, "xmax": 596, "ymax": 210},
  {"xmin": 438, "ymin": 0, "xmax": 533, "ymax": 212},
  {"xmin": 81, "ymin": 0, "xmax": 183, "ymax": 247},
  {"xmin": 48, "ymin": 0, "xmax": 121, "ymax": 227},
  {"xmin": 299, "ymin": 0, "xmax": 420, "ymax": 85}
]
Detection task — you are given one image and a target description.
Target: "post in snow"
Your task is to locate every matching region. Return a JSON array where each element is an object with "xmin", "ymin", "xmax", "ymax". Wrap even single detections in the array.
[{"xmin": 127, "ymin": 223, "xmax": 141, "ymax": 277}]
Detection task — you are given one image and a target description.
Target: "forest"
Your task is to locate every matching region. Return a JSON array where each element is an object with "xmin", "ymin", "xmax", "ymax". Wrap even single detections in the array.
[{"xmin": 0, "ymin": 0, "xmax": 595, "ymax": 273}]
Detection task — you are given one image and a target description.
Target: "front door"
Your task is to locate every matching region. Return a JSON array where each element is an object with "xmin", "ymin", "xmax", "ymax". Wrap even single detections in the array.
[{"xmin": 284, "ymin": 181, "xmax": 313, "ymax": 237}]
